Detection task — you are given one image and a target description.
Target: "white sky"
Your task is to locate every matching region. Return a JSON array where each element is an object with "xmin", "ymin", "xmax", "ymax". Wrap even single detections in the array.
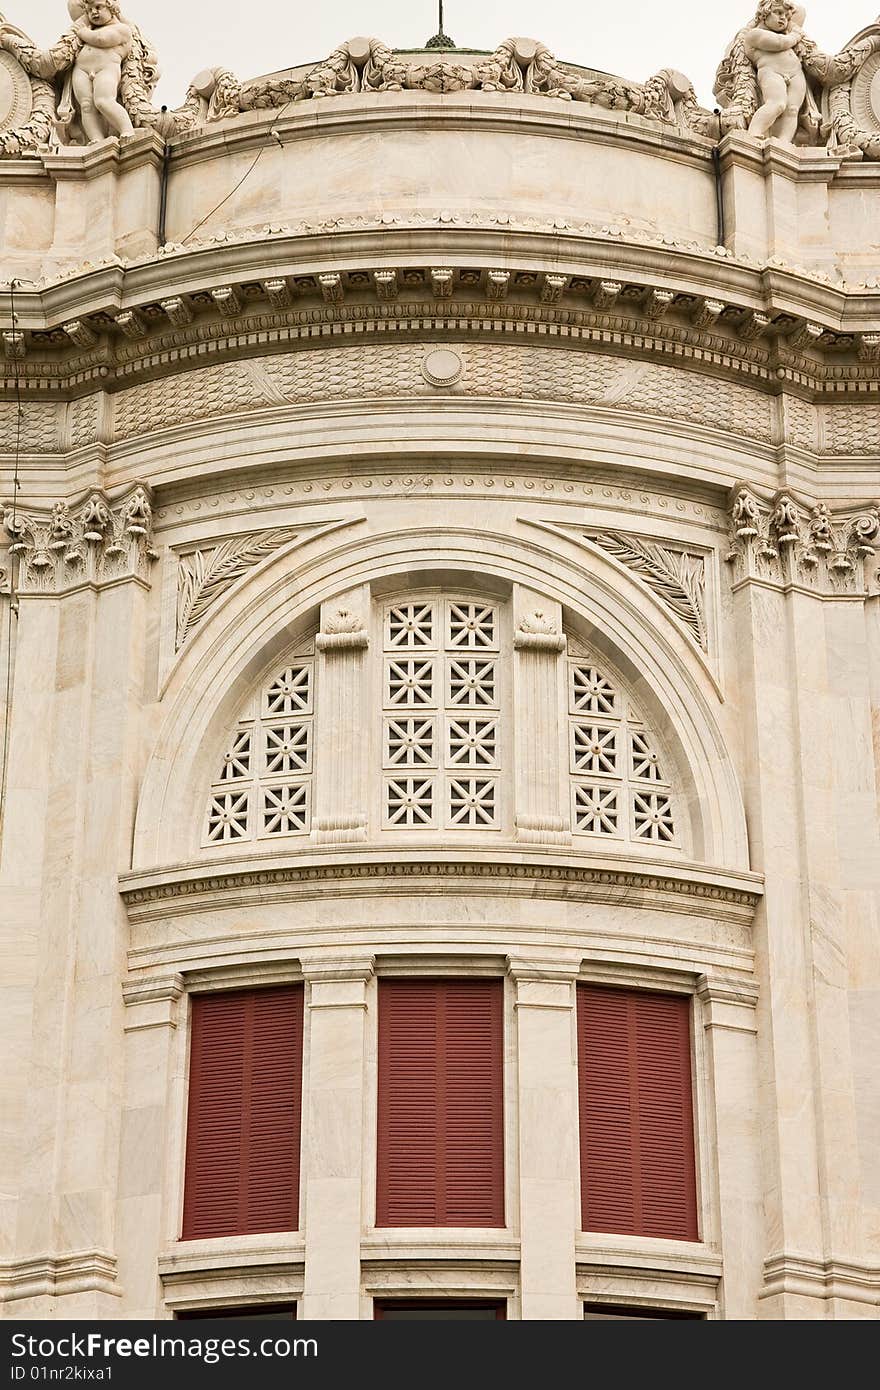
[{"xmin": 12, "ymin": 1, "xmax": 879, "ymax": 107}]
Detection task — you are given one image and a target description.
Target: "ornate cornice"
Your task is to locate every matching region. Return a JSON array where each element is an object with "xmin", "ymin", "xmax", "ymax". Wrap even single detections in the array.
[
  {"xmin": 1, "ymin": 236, "xmax": 879, "ymax": 401},
  {"xmin": 119, "ymin": 852, "xmax": 763, "ymax": 926}
]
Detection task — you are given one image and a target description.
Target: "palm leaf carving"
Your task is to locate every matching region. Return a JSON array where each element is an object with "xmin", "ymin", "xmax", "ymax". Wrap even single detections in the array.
[
  {"xmin": 176, "ymin": 529, "xmax": 297, "ymax": 647},
  {"xmin": 585, "ymin": 531, "xmax": 708, "ymax": 649}
]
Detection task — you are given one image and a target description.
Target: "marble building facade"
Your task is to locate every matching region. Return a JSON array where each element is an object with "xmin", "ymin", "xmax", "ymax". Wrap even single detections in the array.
[{"xmin": 0, "ymin": 4, "xmax": 879, "ymax": 1320}]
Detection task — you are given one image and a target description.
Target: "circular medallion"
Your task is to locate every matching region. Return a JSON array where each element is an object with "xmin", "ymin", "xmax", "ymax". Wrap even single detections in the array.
[
  {"xmin": 421, "ymin": 347, "xmax": 464, "ymax": 388},
  {"xmin": 0, "ymin": 50, "xmax": 33, "ymax": 134},
  {"xmin": 851, "ymin": 50, "xmax": 880, "ymax": 133}
]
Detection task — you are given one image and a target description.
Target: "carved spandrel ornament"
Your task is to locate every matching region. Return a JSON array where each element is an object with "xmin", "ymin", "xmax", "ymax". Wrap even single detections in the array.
[
  {"xmin": 726, "ymin": 485, "xmax": 880, "ymax": 592},
  {"xmin": 715, "ymin": 3, "xmax": 880, "ymax": 155}
]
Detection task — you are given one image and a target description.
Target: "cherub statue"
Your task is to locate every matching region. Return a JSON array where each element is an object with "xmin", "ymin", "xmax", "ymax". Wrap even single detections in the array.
[
  {"xmin": 0, "ymin": 0, "xmax": 161, "ymax": 144},
  {"xmin": 715, "ymin": 3, "xmax": 880, "ymax": 146},
  {"xmin": 741, "ymin": 1, "xmax": 808, "ymax": 140},
  {"xmin": 66, "ymin": 1, "xmax": 134, "ymax": 140}
]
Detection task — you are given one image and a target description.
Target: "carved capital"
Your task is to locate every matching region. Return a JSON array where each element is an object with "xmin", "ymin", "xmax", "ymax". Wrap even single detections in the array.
[
  {"xmin": 726, "ymin": 486, "xmax": 879, "ymax": 595},
  {"xmin": 514, "ymin": 610, "xmax": 566, "ymax": 653},
  {"xmin": 2, "ymin": 485, "xmax": 157, "ymax": 595},
  {"xmin": 316, "ymin": 606, "xmax": 370, "ymax": 652}
]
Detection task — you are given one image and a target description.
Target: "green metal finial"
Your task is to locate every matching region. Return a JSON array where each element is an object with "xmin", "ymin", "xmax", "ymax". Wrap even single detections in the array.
[{"xmin": 426, "ymin": 0, "xmax": 455, "ymax": 48}]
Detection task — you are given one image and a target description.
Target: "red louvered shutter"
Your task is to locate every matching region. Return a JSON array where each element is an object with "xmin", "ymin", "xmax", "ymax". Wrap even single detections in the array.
[
  {"xmin": 577, "ymin": 985, "xmax": 697, "ymax": 1241},
  {"xmin": 183, "ymin": 985, "xmax": 303, "ymax": 1239},
  {"xmin": 377, "ymin": 979, "xmax": 504, "ymax": 1227}
]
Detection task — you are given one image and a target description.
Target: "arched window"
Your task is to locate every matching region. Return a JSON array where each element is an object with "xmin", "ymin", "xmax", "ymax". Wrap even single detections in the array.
[
  {"xmin": 381, "ymin": 597, "xmax": 503, "ymax": 832},
  {"xmin": 199, "ymin": 601, "xmax": 682, "ymax": 854},
  {"xmin": 567, "ymin": 651, "xmax": 678, "ymax": 848},
  {"xmin": 203, "ymin": 641, "xmax": 315, "ymax": 845}
]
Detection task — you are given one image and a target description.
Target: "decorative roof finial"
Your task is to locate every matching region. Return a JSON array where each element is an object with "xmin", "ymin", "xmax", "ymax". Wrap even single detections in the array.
[{"xmin": 426, "ymin": 0, "xmax": 455, "ymax": 49}]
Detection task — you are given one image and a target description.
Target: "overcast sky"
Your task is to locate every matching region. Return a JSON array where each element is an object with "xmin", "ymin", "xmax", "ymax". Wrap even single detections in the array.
[{"xmin": 13, "ymin": 1, "xmax": 879, "ymax": 107}]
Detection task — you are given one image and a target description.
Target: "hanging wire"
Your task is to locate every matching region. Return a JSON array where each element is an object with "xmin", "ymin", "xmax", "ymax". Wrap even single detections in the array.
[
  {"xmin": 0, "ymin": 278, "xmax": 23, "ymax": 846},
  {"xmin": 181, "ymin": 98, "xmax": 293, "ymax": 247}
]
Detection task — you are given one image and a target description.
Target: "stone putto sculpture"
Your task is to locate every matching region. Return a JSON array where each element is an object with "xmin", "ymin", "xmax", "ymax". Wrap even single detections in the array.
[
  {"xmin": 0, "ymin": 0, "xmax": 159, "ymax": 143},
  {"xmin": 714, "ymin": 3, "xmax": 880, "ymax": 148},
  {"xmin": 66, "ymin": 1, "xmax": 135, "ymax": 141}
]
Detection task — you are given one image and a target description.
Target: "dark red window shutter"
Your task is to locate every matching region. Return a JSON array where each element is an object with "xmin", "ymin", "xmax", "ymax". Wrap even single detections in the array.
[
  {"xmin": 577, "ymin": 985, "xmax": 697, "ymax": 1241},
  {"xmin": 377, "ymin": 979, "xmax": 504, "ymax": 1228},
  {"xmin": 183, "ymin": 985, "xmax": 303, "ymax": 1239}
]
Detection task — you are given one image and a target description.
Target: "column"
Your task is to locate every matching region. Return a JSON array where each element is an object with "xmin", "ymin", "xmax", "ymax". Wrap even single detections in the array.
[
  {"xmin": 508, "ymin": 956, "xmax": 581, "ymax": 1320},
  {"xmin": 728, "ymin": 490, "xmax": 880, "ymax": 1317},
  {"xmin": 512, "ymin": 586, "xmax": 569, "ymax": 846},
  {"xmin": 0, "ymin": 487, "xmax": 155, "ymax": 1315},
  {"xmin": 697, "ymin": 976, "xmax": 763, "ymax": 1320},
  {"xmin": 314, "ymin": 587, "xmax": 370, "ymax": 843},
  {"xmin": 117, "ymin": 975, "xmax": 185, "ymax": 1320},
  {"xmin": 300, "ymin": 956, "xmax": 374, "ymax": 1320}
]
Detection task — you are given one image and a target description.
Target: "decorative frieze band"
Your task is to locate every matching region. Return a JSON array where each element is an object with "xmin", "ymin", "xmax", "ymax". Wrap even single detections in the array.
[
  {"xmin": 727, "ymin": 485, "xmax": 880, "ymax": 595},
  {"xmin": 1, "ymin": 485, "xmax": 156, "ymax": 594}
]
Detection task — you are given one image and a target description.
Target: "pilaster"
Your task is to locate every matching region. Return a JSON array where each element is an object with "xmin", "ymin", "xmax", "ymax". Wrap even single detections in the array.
[
  {"xmin": 300, "ymin": 955, "xmax": 375, "ymax": 1320},
  {"xmin": 314, "ymin": 589, "xmax": 370, "ymax": 844},
  {"xmin": 696, "ymin": 975, "xmax": 763, "ymax": 1320},
  {"xmin": 508, "ymin": 955, "xmax": 581, "ymax": 1320},
  {"xmin": 512, "ymin": 587, "xmax": 569, "ymax": 846}
]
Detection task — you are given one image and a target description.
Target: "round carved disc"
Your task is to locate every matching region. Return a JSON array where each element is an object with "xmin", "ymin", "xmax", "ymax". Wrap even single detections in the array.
[
  {"xmin": 0, "ymin": 49, "xmax": 33, "ymax": 134},
  {"xmin": 421, "ymin": 347, "xmax": 464, "ymax": 387},
  {"xmin": 851, "ymin": 51, "xmax": 880, "ymax": 133}
]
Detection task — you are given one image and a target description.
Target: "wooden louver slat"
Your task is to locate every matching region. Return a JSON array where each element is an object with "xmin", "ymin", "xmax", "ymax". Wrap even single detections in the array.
[
  {"xmin": 377, "ymin": 979, "xmax": 504, "ymax": 1228},
  {"xmin": 577, "ymin": 984, "xmax": 698, "ymax": 1241},
  {"xmin": 182, "ymin": 985, "xmax": 303, "ymax": 1240}
]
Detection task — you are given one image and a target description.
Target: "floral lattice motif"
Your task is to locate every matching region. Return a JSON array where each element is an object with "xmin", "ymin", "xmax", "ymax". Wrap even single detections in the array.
[
  {"xmin": 630, "ymin": 730, "xmax": 664, "ymax": 782},
  {"xmin": 571, "ymin": 724, "xmax": 618, "ymax": 776},
  {"xmin": 385, "ymin": 718, "xmax": 436, "ymax": 767},
  {"xmin": 632, "ymin": 792, "xmax": 676, "ymax": 842},
  {"xmin": 571, "ymin": 666, "xmax": 619, "ymax": 715},
  {"xmin": 206, "ymin": 791, "xmax": 251, "ymax": 843},
  {"xmin": 386, "ymin": 603, "xmax": 435, "ymax": 649},
  {"xmin": 448, "ymin": 659, "xmax": 497, "ymax": 707},
  {"xmin": 384, "ymin": 777, "xmax": 435, "ymax": 827},
  {"xmin": 382, "ymin": 595, "xmax": 502, "ymax": 833},
  {"xmin": 386, "ymin": 658, "xmax": 436, "ymax": 706},
  {"xmin": 205, "ymin": 652, "xmax": 315, "ymax": 846},
  {"xmin": 448, "ymin": 602, "xmax": 497, "ymax": 649},
  {"xmin": 567, "ymin": 650, "xmax": 679, "ymax": 849},
  {"xmin": 264, "ymin": 665, "xmax": 312, "ymax": 716},
  {"xmin": 217, "ymin": 729, "xmax": 252, "ymax": 781},
  {"xmin": 264, "ymin": 724, "xmax": 311, "ymax": 775},
  {"xmin": 573, "ymin": 785, "xmax": 619, "ymax": 836},
  {"xmin": 262, "ymin": 784, "xmax": 309, "ymax": 835},
  {"xmin": 448, "ymin": 777, "xmax": 498, "ymax": 827},
  {"xmin": 448, "ymin": 717, "xmax": 498, "ymax": 767}
]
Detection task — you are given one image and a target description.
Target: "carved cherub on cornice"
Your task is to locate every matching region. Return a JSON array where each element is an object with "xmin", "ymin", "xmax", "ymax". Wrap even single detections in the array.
[{"xmin": 714, "ymin": 2, "xmax": 880, "ymax": 148}]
